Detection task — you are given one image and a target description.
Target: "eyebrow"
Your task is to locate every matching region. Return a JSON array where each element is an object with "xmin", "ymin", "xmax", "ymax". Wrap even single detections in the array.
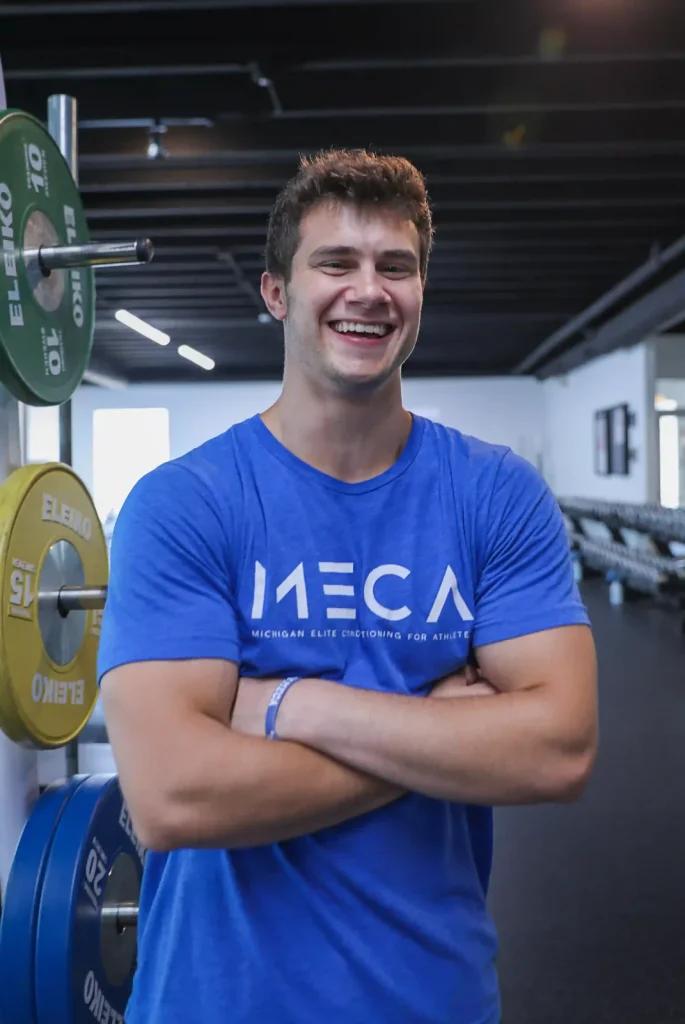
[{"xmin": 310, "ymin": 245, "xmax": 419, "ymax": 263}]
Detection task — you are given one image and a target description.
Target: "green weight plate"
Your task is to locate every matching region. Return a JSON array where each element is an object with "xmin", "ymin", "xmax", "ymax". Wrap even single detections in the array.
[{"xmin": 0, "ymin": 109, "xmax": 95, "ymax": 406}]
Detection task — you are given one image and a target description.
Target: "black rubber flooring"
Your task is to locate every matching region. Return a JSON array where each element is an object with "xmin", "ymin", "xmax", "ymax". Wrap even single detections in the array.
[{"xmin": 489, "ymin": 580, "xmax": 685, "ymax": 1023}]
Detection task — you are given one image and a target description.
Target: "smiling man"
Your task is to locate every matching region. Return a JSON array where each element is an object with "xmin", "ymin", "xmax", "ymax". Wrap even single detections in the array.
[{"xmin": 99, "ymin": 149, "xmax": 598, "ymax": 1024}]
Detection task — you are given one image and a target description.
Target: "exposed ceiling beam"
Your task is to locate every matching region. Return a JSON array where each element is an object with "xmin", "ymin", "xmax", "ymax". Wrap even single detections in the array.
[
  {"xmin": 515, "ymin": 233, "xmax": 685, "ymax": 374},
  {"xmin": 298, "ymin": 51, "xmax": 685, "ymax": 73},
  {"xmin": 83, "ymin": 197, "xmax": 685, "ymax": 219},
  {"xmin": 77, "ymin": 169, "xmax": 685, "ymax": 194},
  {"xmin": 0, "ymin": 0, "xmax": 468, "ymax": 12},
  {"xmin": 80, "ymin": 179, "xmax": 282, "ymax": 194},
  {"xmin": 3, "ymin": 62, "xmax": 247, "ymax": 80},
  {"xmin": 95, "ymin": 287, "xmax": 253, "ymax": 298},
  {"xmin": 64, "ymin": 100, "xmax": 682, "ymax": 130},
  {"xmin": 77, "ymin": 141, "xmax": 685, "ymax": 170},
  {"xmin": 8, "ymin": 50, "xmax": 685, "ymax": 80},
  {"xmin": 95, "ymin": 274, "xmax": 243, "ymax": 287},
  {"xmin": 227, "ymin": 100, "xmax": 685, "ymax": 120},
  {"xmin": 535, "ymin": 267, "xmax": 685, "ymax": 379}
]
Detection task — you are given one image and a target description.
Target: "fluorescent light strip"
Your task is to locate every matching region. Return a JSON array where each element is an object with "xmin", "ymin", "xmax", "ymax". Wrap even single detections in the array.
[
  {"xmin": 178, "ymin": 345, "xmax": 215, "ymax": 371},
  {"xmin": 115, "ymin": 309, "xmax": 170, "ymax": 346}
]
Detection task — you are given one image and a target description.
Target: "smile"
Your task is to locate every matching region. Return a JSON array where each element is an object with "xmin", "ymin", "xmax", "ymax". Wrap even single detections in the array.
[{"xmin": 329, "ymin": 320, "xmax": 395, "ymax": 338}]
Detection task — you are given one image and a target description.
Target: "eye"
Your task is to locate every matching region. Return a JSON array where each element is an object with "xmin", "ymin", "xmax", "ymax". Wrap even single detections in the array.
[
  {"xmin": 320, "ymin": 261, "xmax": 349, "ymax": 273},
  {"xmin": 382, "ymin": 264, "xmax": 413, "ymax": 277}
]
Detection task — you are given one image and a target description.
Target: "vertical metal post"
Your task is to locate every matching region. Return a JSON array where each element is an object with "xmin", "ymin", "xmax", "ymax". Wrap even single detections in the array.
[
  {"xmin": 47, "ymin": 94, "xmax": 79, "ymax": 776},
  {"xmin": 47, "ymin": 95, "xmax": 77, "ymax": 182},
  {"xmin": 48, "ymin": 95, "xmax": 77, "ymax": 470},
  {"xmin": 0, "ymin": 53, "xmax": 7, "ymax": 110}
]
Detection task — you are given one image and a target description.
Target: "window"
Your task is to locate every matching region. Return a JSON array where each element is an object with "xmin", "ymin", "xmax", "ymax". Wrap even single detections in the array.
[
  {"xmin": 92, "ymin": 407, "xmax": 170, "ymax": 526},
  {"xmin": 659, "ymin": 414, "xmax": 681, "ymax": 509}
]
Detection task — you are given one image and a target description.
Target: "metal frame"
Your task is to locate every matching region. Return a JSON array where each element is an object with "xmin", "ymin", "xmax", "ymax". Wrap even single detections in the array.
[{"xmin": 0, "ymin": 89, "xmax": 83, "ymax": 894}]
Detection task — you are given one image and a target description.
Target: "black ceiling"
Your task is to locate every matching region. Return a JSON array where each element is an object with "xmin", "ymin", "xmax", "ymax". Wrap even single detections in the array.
[{"xmin": 3, "ymin": 0, "xmax": 685, "ymax": 384}]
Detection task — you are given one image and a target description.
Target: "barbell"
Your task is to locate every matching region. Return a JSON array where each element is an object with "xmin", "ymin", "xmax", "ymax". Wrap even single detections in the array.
[{"xmin": 0, "ymin": 107, "xmax": 154, "ymax": 406}]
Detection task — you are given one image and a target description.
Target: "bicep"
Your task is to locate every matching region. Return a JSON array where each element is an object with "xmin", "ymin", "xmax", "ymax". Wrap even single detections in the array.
[
  {"xmin": 475, "ymin": 625, "xmax": 596, "ymax": 693},
  {"xmin": 97, "ymin": 461, "xmax": 241, "ymax": 757},
  {"xmin": 102, "ymin": 657, "xmax": 239, "ymax": 740},
  {"xmin": 476, "ymin": 625, "xmax": 598, "ymax": 751},
  {"xmin": 101, "ymin": 658, "xmax": 239, "ymax": 831}
]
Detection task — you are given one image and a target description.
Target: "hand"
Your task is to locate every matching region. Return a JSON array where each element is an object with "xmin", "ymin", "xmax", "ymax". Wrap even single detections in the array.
[{"xmin": 430, "ymin": 665, "xmax": 500, "ymax": 700}]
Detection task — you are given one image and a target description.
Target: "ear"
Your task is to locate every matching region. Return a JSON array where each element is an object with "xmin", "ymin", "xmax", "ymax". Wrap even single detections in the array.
[{"xmin": 261, "ymin": 272, "xmax": 287, "ymax": 321}]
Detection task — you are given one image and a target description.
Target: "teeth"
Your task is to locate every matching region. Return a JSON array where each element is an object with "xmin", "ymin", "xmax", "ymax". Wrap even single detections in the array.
[{"xmin": 331, "ymin": 321, "xmax": 392, "ymax": 336}]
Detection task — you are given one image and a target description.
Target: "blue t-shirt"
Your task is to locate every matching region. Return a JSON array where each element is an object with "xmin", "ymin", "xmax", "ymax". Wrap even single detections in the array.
[{"xmin": 98, "ymin": 413, "xmax": 589, "ymax": 1024}]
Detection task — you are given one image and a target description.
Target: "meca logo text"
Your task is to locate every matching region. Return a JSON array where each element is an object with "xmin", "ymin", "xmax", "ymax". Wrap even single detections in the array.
[{"xmin": 251, "ymin": 562, "xmax": 474, "ymax": 624}]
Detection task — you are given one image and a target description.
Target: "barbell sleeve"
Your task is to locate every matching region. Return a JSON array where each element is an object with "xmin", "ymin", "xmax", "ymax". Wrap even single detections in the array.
[
  {"xmin": 57, "ymin": 584, "xmax": 108, "ymax": 614},
  {"xmin": 101, "ymin": 905, "xmax": 139, "ymax": 928},
  {"xmin": 33, "ymin": 238, "xmax": 154, "ymax": 272}
]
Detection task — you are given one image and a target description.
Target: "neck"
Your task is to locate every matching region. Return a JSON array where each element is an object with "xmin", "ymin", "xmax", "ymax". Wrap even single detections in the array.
[{"xmin": 261, "ymin": 371, "xmax": 412, "ymax": 483}]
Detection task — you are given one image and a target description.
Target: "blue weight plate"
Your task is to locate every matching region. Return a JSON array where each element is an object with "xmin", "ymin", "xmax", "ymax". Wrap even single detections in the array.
[
  {"xmin": 35, "ymin": 774, "xmax": 145, "ymax": 1024},
  {"xmin": 0, "ymin": 775, "xmax": 89, "ymax": 1024}
]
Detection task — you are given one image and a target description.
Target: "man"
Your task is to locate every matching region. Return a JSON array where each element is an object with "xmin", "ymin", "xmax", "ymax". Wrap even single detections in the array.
[{"xmin": 99, "ymin": 148, "xmax": 598, "ymax": 1024}]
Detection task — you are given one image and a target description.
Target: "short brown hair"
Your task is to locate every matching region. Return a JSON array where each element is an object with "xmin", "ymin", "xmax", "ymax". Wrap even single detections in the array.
[{"xmin": 265, "ymin": 148, "xmax": 434, "ymax": 282}]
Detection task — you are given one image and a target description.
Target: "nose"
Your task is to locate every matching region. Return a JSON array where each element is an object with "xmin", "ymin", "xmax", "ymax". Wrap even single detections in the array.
[{"xmin": 348, "ymin": 266, "xmax": 389, "ymax": 308}]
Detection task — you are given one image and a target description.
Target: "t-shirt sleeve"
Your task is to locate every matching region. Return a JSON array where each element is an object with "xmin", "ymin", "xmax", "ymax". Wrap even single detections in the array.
[
  {"xmin": 97, "ymin": 461, "xmax": 241, "ymax": 684},
  {"xmin": 472, "ymin": 450, "xmax": 590, "ymax": 650}
]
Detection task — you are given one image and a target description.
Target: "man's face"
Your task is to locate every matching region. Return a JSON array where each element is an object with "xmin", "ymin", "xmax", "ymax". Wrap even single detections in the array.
[{"xmin": 262, "ymin": 201, "xmax": 424, "ymax": 394}]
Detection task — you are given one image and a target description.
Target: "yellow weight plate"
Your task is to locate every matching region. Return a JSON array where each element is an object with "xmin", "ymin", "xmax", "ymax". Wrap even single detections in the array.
[
  {"xmin": 0, "ymin": 462, "xmax": 108, "ymax": 748},
  {"xmin": 0, "ymin": 479, "xmax": 33, "ymax": 743}
]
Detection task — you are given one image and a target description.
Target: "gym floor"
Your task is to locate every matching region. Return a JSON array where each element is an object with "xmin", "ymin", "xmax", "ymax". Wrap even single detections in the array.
[{"xmin": 490, "ymin": 581, "xmax": 685, "ymax": 1023}]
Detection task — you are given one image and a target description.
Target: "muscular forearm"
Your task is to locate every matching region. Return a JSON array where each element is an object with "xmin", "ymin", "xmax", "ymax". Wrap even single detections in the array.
[
  {"xmin": 276, "ymin": 680, "xmax": 595, "ymax": 806},
  {"xmin": 145, "ymin": 712, "xmax": 403, "ymax": 851}
]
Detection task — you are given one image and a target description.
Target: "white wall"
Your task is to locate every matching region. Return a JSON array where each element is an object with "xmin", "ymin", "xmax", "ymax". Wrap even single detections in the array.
[
  {"xmin": 70, "ymin": 375, "xmax": 544, "ymax": 501},
  {"xmin": 542, "ymin": 342, "xmax": 657, "ymax": 502},
  {"xmin": 28, "ymin": 354, "xmax": 660, "ymax": 512},
  {"xmin": 404, "ymin": 377, "xmax": 544, "ymax": 469}
]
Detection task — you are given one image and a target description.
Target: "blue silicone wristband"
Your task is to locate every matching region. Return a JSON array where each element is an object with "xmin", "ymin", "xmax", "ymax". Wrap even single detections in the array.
[{"xmin": 265, "ymin": 677, "xmax": 301, "ymax": 740}]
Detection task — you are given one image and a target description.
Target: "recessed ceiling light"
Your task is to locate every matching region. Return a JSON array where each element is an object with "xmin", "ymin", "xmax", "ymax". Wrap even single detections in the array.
[
  {"xmin": 115, "ymin": 309, "xmax": 170, "ymax": 346},
  {"xmin": 178, "ymin": 345, "xmax": 215, "ymax": 371}
]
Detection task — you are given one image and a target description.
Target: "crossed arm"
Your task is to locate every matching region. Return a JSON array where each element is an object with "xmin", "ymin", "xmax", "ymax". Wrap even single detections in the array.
[
  {"xmin": 102, "ymin": 623, "xmax": 598, "ymax": 852},
  {"xmin": 264, "ymin": 624, "xmax": 598, "ymax": 806}
]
